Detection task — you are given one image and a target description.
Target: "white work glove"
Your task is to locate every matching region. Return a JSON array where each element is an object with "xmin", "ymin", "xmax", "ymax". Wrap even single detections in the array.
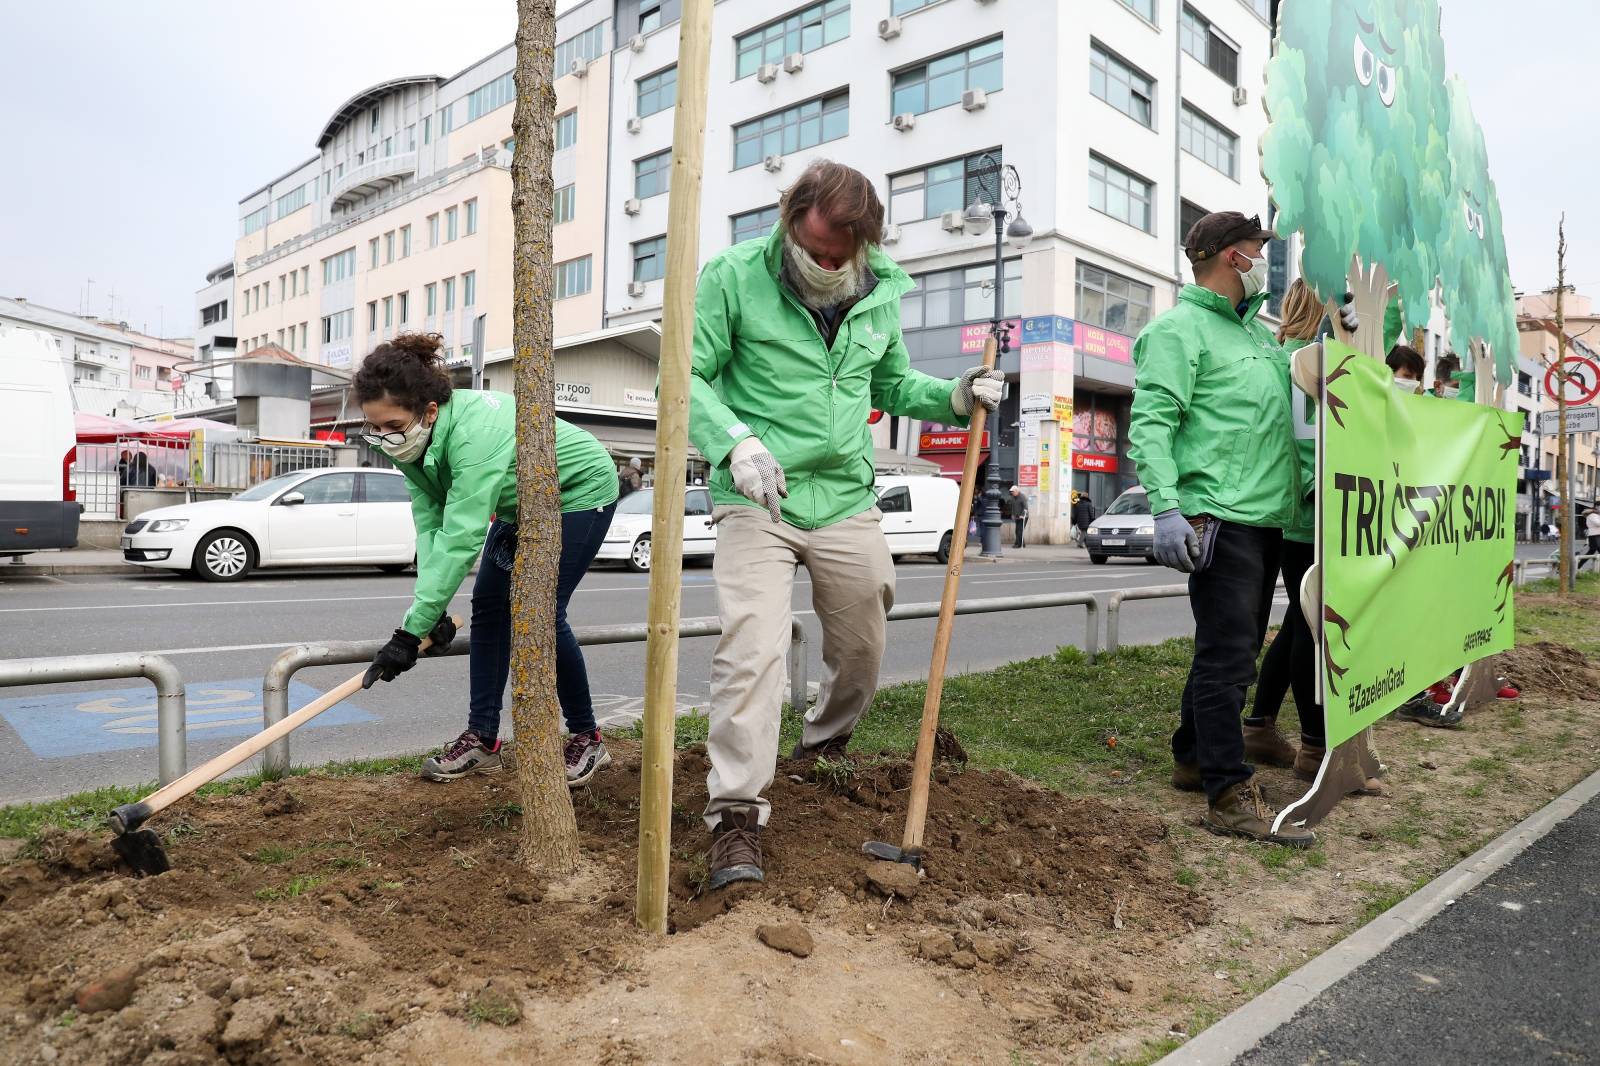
[
  {"xmin": 1152, "ymin": 509, "xmax": 1200, "ymax": 573},
  {"xmin": 1337, "ymin": 292, "xmax": 1359, "ymax": 333},
  {"xmin": 951, "ymin": 366, "xmax": 1004, "ymax": 417},
  {"xmin": 728, "ymin": 437, "xmax": 787, "ymax": 523}
]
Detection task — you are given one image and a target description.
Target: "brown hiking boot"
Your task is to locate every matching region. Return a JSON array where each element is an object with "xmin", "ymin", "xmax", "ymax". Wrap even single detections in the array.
[
  {"xmin": 1171, "ymin": 760, "xmax": 1203, "ymax": 792},
  {"xmin": 1203, "ymin": 781, "xmax": 1315, "ymax": 848},
  {"xmin": 1243, "ymin": 721, "xmax": 1297, "ymax": 768},
  {"xmin": 788, "ymin": 734, "xmax": 851, "ymax": 781},
  {"xmin": 708, "ymin": 809, "xmax": 764, "ymax": 890},
  {"xmin": 1295, "ymin": 743, "xmax": 1387, "ymax": 795}
]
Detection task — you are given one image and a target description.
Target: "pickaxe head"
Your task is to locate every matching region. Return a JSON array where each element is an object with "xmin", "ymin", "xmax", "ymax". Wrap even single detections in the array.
[
  {"xmin": 108, "ymin": 801, "xmax": 170, "ymax": 877},
  {"xmin": 861, "ymin": 840, "xmax": 923, "ymax": 870}
]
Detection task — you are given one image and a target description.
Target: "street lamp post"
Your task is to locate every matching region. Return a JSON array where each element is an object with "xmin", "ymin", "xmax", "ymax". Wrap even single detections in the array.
[{"xmin": 964, "ymin": 156, "xmax": 1032, "ymax": 558}]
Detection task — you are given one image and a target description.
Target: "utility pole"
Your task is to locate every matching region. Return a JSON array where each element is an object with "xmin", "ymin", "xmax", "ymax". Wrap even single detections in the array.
[{"xmin": 1555, "ymin": 215, "xmax": 1572, "ymax": 596}]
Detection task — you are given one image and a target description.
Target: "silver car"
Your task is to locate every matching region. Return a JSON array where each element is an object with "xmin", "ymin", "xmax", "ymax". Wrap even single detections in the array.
[{"xmin": 1084, "ymin": 486, "xmax": 1156, "ymax": 564}]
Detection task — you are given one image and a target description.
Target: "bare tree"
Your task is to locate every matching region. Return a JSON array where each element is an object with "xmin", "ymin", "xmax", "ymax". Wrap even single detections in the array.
[
  {"xmin": 1555, "ymin": 216, "xmax": 1572, "ymax": 597},
  {"xmin": 509, "ymin": 0, "xmax": 581, "ymax": 872}
]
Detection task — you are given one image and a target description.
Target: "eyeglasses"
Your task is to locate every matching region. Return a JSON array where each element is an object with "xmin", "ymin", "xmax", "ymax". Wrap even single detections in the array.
[{"xmin": 359, "ymin": 420, "xmax": 419, "ymax": 447}]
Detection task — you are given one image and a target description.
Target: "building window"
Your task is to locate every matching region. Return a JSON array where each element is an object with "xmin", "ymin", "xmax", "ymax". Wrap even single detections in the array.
[
  {"xmin": 735, "ymin": 0, "xmax": 850, "ymax": 80},
  {"xmin": 1181, "ymin": 6, "xmax": 1239, "ymax": 86},
  {"xmin": 1518, "ymin": 371, "xmax": 1532, "ymax": 396},
  {"xmin": 399, "ymin": 292, "xmax": 410, "ymax": 324},
  {"xmin": 445, "ymin": 207, "xmax": 458, "ymax": 242},
  {"xmin": 554, "ymin": 184, "xmax": 576, "ymax": 223},
  {"xmin": 300, "ymin": 322, "xmax": 308, "ymax": 351},
  {"xmin": 464, "ymin": 199, "xmax": 478, "ymax": 235},
  {"xmin": 731, "ymin": 204, "xmax": 781, "ymax": 244},
  {"xmin": 423, "ymin": 116, "xmax": 431, "ymax": 144},
  {"xmin": 444, "ymin": 277, "xmax": 456, "ymax": 312},
  {"xmin": 902, "ymin": 261, "xmax": 1022, "ymax": 330},
  {"xmin": 637, "ymin": 65, "xmax": 677, "ymax": 118},
  {"xmin": 322, "ymin": 309, "xmax": 353, "ymax": 343},
  {"xmin": 733, "ymin": 91, "xmax": 849, "ymax": 170},
  {"xmin": 1088, "ymin": 154, "xmax": 1153, "ymax": 233},
  {"xmin": 555, "ymin": 110, "xmax": 578, "ymax": 150},
  {"xmin": 439, "ymin": 104, "xmax": 454, "ymax": 134},
  {"xmin": 426, "ymin": 283, "xmax": 437, "ymax": 316},
  {"xmin": 279, "ymin": 275, "xmax": 287, "ymax": 302},
  {"xmin": 639, "ymin": 0, "xmax": 664, "ymax": 34},
  {"xmin": 555, "ymin": 22, "xmax": 606, "ymax": 75},
  {"xmin": 287, "ymin": 272, "xmax": 297, "ymax": 298},
  {"xmin": 634, "ymin": 150, "xmax": 672, "ymax": 199},
  {"xmin": 400, "ymin": 225, "xmax": 412, "ymax": 257},
  {"xmin": 1180, "ymin": 103, "xmax": 1237, "ymax": 178},
  {"xmin": 300, "ymin": 265, "xmax": 309, "ymax": 292},
  {"xmin": 555, "ymin": 256, "xmax": 593, "ymax": 300},
  {"xmin": 383, "ymin": 137, "xmax": 392, "ymax": 157},
  {"xmin": 136, "ymin": 365, "xmax": 152, "ymax": 380},
  {"xmin": 1180, "ymin": 199, "xmax": 1209, "ymax": 244},
  {"xmin": 241, "ymin": 206, "xmax": 269, "ymax": 236},
  {"xmin": 463, "ymin": 271, "xmax": 476, "ymax": 307},
  {"xmin": 1075, "ymin": 261, "xmax": 1154, "ymax": 337},
  {"xmin": 370, "ymin": 107, "xmax": 380, "ymax": 133},
  {"xmin": 889, "ymin": 150, "xmax": 1000, "ymax": 223},
  {"xmin": 369, "ymin": 238, "xmax": 380, "ymax": 269},
  {"xmin": 891, "ymin": 38, "xmax": 1003, "ymax": 117},
  {"xmin": 368, "ymin": 301, "xmax": 378, "ymax": 332},
  {"xmin": 406, "ymin": 124, "xmax": 416, "ymax": 151},
  {"xmin": 385, "ymin": 230, "xmax": 396, "ymax": 263},
  {"xmin": 1116, "ymin": 0, "xmax": 1157, "ymax": 20},
  {"xmin": 427, "ymin": 213, "xmax": 439, "ymax": 247},
  {"xmin": 466, "ymin": 71, "xmax": 515, "ymax": 122},
  {"xmin": 632, "ymin": 236, "xmax": 668, "ymax": 283},
  {"xmin": 274, "ymin": 183, "xmax": 307, "ymax": 219},
  {"xmin": 322, "ymin": 248, "xmax": 356, "ymax": 285},
  {"xmin": 891, "ymin": 0, "xmax": 938, "ymax": 13},
  {"xmin": 383, "ymin": 296, "xmax": 394, "ymax": 328},
  {"xmin": 1090, "ymin": 43, "xmax": 1154, "ymax": 128}
]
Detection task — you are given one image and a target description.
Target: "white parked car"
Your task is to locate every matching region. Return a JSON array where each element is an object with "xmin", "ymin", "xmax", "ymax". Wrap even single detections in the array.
[
  {"xmin": 874, "ymin": 474, "xmax": 961, "ymax": 563},
  {"xmin": 595, "ymin": 486, "xmax": 717, "ymax": 572},
  {"xmin": 121, "ymin": 468, "xmax": 417, "ymax": 581}
]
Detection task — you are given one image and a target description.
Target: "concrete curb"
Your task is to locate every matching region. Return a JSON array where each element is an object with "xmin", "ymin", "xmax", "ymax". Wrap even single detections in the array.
[
  {"xmin": 6, "ymin": 563, "xmax": 143, "ymax": 576},
  {"xmin": 1154, "ymin": 764, "xmax": 1600, "ymax": 1066}
]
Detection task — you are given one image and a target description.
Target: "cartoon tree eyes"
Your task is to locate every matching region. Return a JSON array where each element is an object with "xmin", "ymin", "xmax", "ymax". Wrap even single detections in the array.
[
  {"xmin": 1375, "ymin": 62, "xmax": 1397, "ymax": 107},
  {"xmin": 1353, "ymin": 35, "xmax": 1376, "ymax": 86},
  {"xmin": 1462, "ymin": 200, "xmax": 1486, "ymax": 240}
]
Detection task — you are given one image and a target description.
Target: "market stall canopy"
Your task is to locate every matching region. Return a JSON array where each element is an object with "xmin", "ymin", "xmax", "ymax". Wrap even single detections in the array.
[{"xmin": 74, "ymin": 413, "xmax": 240, "ymax": 443}]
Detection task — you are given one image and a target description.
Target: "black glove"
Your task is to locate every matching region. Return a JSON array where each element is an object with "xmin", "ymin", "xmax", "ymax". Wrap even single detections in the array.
[
  {"xmin": 363, "ymin": 628, "xmax": 421, "ymax": 688},
  {"xmin": 423, "ymin": 615, "xmax": 457, "ymax": 657}
]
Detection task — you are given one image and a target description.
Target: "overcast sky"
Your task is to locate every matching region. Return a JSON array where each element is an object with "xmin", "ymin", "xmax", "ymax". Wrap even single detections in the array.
[{"xmin": 0, "ymin": 0, "xmax": 1592, "ymax": 336}]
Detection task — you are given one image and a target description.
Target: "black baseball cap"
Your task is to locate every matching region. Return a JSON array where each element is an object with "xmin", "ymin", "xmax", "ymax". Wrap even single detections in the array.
[{"xmin": 1184, "ymin": 211, "xmax": 1276, "ymax": 263}]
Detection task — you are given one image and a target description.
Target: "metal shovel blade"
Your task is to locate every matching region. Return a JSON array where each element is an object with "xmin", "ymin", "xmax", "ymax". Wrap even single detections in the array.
[
  {"xmin": 861, "ymin": 840, "xmax": 923, "ymax": 870},
  {"xmin": 110, "ymin": 828, "xmax": 170, "ymax": 877}
]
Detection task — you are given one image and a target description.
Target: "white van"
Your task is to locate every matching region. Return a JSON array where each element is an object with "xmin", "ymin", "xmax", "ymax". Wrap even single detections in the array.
[
  {"xmin": 0, "ymin": 325, "xmax": 79, "ymax": 557},
  {"xmin": 874, "ymin": 474, "xmax": 961, "ymax": 563}
]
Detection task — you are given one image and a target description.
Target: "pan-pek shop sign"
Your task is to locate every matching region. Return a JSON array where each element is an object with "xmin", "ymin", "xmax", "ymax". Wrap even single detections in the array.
[
  {"xmin": 919, "ymin": 430, "xmax": 990, "ymax": 452},
  {"xmin": 1072, "ymin": 452, "xmax": 1118, "ymax": 473}
]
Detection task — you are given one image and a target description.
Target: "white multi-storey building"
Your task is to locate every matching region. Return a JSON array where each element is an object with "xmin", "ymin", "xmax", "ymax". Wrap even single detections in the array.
[
  {"xmin": 193, "ymin": 261, "xmax": 237, "ymax": 403},
  {"xmin": 0, "ymin": 296, "xmax": 132, "ymax": 416},
  {"xmin": 203, "ymin": 0, "xmax": 1285, "ymax": 510}
]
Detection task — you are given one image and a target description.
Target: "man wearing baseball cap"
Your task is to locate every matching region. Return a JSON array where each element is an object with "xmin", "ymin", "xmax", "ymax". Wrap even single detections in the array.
[{"xmin": 1128, "ymin": 211, "xmax": 1352, "ymax": 847}]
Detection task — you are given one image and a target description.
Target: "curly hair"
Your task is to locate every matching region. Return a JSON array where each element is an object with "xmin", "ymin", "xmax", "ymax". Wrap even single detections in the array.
[{"xmin": 352, "ymin": 332, "xmax": 453, "ymax": 412}]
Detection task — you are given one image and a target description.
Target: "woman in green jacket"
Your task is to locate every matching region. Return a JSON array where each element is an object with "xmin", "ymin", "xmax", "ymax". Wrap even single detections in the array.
[{"xmin": 355, "ymin": 333, "xmax": 619, "ymax": 785}]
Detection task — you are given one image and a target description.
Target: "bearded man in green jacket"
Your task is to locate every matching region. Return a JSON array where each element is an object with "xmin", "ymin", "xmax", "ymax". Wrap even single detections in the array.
[
  {"xmin": 1129, "ymin": 211, "xmax": 1355, "ymax": 848},
  {"xmin": 689, "ymin": 161, "xmax": 1003, "ymax": 889}
]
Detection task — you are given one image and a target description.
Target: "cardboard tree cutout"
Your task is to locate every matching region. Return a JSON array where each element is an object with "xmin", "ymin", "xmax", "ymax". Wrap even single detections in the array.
[{"xmin": 1263, "ymin": 0, "xmax": 1521, "ymax": 830}]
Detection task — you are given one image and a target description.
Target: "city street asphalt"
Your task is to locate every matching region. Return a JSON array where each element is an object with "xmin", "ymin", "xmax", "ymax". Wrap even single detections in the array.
[{"xmin": 0, "ymin": 541, "xmax": 1557, "ymax": 806}]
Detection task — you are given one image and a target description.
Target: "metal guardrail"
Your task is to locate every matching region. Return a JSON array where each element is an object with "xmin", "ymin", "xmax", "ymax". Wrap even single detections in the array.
[
  {"xmin": 0, "ymin": 653, "xmax": 188, "ymax": 784},
  {"xmin": 260, "ymin": 617, "xmax": 809, "ymax": 776},
  {"xmin": 888, "ymin": 591, "xmax": 1102, "ymax": 661},
  {"xmin": 1514, "ymin": 554, "xmax": 1600, "ymax": 587},
  {"xmin": 1103, "ymin": 584, "xmax": 1194, "ymax": 654}
]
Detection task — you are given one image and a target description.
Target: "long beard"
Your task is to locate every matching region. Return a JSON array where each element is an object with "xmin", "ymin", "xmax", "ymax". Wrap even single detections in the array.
[{"xmin": 783, "ymin": 236, "xmax": 868, "ymax": 309}]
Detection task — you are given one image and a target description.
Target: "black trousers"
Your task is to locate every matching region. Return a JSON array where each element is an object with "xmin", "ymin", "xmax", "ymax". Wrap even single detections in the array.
[
  {"xmin": 1173, "ymin": 521, "xmax": 1282, "ymax": 802},
  {"xmin": 1249, "ymin": 538, "xmax": 1325, "ymax": 746},
  {"xmin": 1013, "ymin": 516, "xmax": 1026, "ymax": 548}
]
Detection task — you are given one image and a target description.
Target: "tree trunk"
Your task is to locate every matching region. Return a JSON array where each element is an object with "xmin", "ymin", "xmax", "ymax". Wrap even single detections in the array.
[
  {"xmin": 1556, "ymin": 216, "xmax": 1572, "ymax": 597},
  {"xmin": 510, "ymin": 0, "xmax": 581, "ymax": 873}
]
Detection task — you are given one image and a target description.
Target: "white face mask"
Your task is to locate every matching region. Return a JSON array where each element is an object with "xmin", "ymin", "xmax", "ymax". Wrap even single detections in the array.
[
  {"xmin": 1392, "ymin": 378, "xmax": 1421, "ymax": 396},
  {"xmin": 381, "ymin": 418, "xmax": 432, "ymax": 463},
  {"xmin": 1439, "ymin": 386, "xmax": 1460, "ymax": 400},
  {"xmin": 783, "ymin": 234, "xmax": 867, "ymax": 309},
  {"xmin": 1236, "ymin": 253, "xmax": 1269, "ymax": 298}
]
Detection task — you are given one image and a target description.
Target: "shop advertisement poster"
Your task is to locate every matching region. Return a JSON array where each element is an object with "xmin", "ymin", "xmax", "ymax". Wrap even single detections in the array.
[{"xmin": 1320, "ymin": 349, "xmax": 1521, "ymax": 746}]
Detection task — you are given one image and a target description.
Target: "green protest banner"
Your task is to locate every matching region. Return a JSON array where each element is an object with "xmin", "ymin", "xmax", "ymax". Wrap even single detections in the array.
[{"xmin": 1319, "ymin": 343, "xmax": 1523, "ymax": 747}]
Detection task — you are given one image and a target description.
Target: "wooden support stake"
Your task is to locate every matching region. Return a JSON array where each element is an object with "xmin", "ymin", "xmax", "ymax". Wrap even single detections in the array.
[
  {"xmin": 635, "ymin": 0, "xmax": 712, "ymax": 935},
  {"xmin": 900, "ymin": 332, "xmax": 998, "ymax": 856}
]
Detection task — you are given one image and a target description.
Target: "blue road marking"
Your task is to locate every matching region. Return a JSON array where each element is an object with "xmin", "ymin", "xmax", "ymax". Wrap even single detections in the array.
[{"xmin": 0, "ymin": 678, "xmax": 376, "ymax": 758}]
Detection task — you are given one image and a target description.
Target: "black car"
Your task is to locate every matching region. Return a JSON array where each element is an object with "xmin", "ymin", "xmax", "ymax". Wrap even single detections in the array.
[{"xmin": 1084, "ymin": 486, "xmax": 1155, "ymax": 564}]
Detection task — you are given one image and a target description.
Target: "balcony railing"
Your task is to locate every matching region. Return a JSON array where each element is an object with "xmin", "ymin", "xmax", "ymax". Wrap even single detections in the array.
[{"xmin": 329, "ymin": 151, "xmax": 418, "ymax": 209}]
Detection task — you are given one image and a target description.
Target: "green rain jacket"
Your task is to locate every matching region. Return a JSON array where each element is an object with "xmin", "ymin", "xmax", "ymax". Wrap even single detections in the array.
[
  {"xmin": 1128, "ymin": 285, "xmax": 1299, "ymax": 529},
  {"xmin": 688, "ymin": 226, "xmax": 966, "ymax": 530},
  {"xmin": 395, "ymin": 390, "xmax": 617, "ymax": 637}
]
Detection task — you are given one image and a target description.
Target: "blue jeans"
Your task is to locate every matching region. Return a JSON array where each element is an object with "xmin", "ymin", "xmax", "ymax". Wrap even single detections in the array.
[{"xmin": 466, "ymin": 504, "xmax": 616, "ymax": 741}]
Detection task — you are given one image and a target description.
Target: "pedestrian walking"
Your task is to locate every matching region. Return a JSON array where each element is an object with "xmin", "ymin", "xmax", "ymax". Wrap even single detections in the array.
[
  {"xmin": 688, "ymin": 160, "xmax": 1003, "ymax": 889},
  {"xmin": 1129, "ymin": 211, "xmax": 1355, "ymax": 847},
  {"xmin": 355, "ymin": 332, "xmax": 620, "ymax": 787},
  {"xmin": 618, "ymin": 456, "xmax": 643, "ymax": 498},
  {"xmin": 1008, "ymin": 485, "xmax": 1028, "ymax": 548},
  {"xmin": 1071, "ymin": 491, "xmax": 1095, "ymax": 544}
]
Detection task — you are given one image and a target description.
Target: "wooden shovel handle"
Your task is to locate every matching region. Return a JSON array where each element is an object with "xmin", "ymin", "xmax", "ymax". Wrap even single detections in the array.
[{"xmin": 900, "ymin": 337, "xmax": 998, "ymax": 853}]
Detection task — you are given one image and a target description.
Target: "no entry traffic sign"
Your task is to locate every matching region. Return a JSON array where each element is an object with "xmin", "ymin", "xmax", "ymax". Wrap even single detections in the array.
[{"xmin": 1544, "ymin": 354, "xmax": 1600, "ymax": 405}]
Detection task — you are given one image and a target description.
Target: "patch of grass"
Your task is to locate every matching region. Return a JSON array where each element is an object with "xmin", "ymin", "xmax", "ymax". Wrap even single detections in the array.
[
  {"xmin": 325, "ymin": 852, "xmax": 372, "ymax": 871},
  {"xmin": 55, "ymin": 1010, "xmax": 77, "ymax": 1029},
  {"xmin": 1175, "ymin": 867, "xmax": 1199, "ymax": 888},
  {"xmin": 254, "ymin": 874, "xmax": 322, "ymax": 902},
  {"xmin": 478, "ymin": 802, "xmax": 522, "ymax": 831},
  {"xmin": 164, "ymin": 820, "xmax": 201, "ymax": 843},
  {"xmin": 465, "ymin": 999, "xmax": 520, "ymax": 1028},
  {"xmin": 612, "ymin": 710, "xmax": 712, "ymax": 747},
  {"xmin": 250, "ymin": 844, "xmax": 299, "ymax": 865},
  {"xmin": 337, "ymin": 1012, "xmax": 382, "ymax": 1040},
  {"xmin": 1353, "ymin": 875, "xmax": 1430, "ymax": 923}
]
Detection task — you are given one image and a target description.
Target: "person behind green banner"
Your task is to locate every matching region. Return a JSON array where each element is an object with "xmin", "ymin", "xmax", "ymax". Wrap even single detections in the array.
[{"xmin": 1130, "ymin": 213, "xmax": 1354, "ymax": 847}]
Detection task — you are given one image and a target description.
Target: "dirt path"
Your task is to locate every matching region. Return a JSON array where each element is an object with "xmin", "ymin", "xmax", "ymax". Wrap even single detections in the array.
[{"xmin": 1, "ymin": 644, "xmax": 1595, "ymax": 1066}]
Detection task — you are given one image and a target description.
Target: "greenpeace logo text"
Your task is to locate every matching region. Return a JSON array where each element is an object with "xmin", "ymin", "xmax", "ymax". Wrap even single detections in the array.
[
  {"xmin": 1463, "ymin": 628, "xmax": 1493, "ymax": 652},
  {"xmin": 1349, "ymin": 664, "xmax": 1407, "ymax": 714}
]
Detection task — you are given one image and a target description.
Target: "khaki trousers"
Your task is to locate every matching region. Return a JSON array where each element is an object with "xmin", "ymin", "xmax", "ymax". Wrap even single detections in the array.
[{"xmin": 703, "ymin": 505, "xmax": 895, "ymax": 829}]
